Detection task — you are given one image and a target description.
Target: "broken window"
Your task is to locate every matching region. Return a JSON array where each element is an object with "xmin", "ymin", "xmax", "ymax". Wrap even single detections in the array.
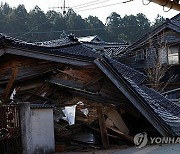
[{"xmin": 168, "ymin": 46, "xmax": 179, "ymax": 65}]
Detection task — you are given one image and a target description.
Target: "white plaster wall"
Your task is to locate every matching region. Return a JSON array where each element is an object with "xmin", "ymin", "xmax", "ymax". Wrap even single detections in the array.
[{"xmin": 31, "ymin": 108, "xmax": 55, "ymax": 154}]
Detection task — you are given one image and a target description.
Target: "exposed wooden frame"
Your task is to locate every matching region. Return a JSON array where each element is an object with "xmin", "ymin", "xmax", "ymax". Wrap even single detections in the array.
[
  {"xmin": 2, "ymin": 66, "xmax": 18, "ymax": 102},
  {"xmin": 97, "ymin": 106, "xmax": 109, "ymax": 149}
]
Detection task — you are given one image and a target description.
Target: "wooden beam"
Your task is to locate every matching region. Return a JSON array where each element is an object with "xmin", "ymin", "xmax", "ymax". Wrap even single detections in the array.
[
  {"xmin": 59, "ymin": 69, "xmax": 93, "ymax": 82},
  {"xmin": 82, "ymin": 123, "xmax": 125, "ymax": 140},
  {"xmin": 96, "ymin": 106, "xmax": 109, "ymax": 149},
  {"xmin": 83, "ymin": 73, "xmax": 104, "ymax": 89},
  {"xmin": 6, "ymin": 48, "xmax": 94, "ymax": 67},
  {"xmin": 107, "ymin": 126, "xmax": 134, "ymax": 143},
  {"xmin": 3, "ymin": 67, "xmax": 18, "ymax": 102},
  {"xmin": 150, "ymin": 0, "xmax": 180, "ymax": 11},
  {"xmin": 26, "ymin": 92, "xmax": 56, "ymax": 103}
]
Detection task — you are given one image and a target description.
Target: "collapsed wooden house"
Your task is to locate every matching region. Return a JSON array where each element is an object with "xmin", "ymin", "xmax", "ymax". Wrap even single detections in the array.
[{"xmin": 0, "ymin": 33, "xmax": 180, "ymax": 151}]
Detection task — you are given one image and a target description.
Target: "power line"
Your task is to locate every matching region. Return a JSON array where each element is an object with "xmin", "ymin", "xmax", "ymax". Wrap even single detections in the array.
[
  {"xmin": 72, "ymin": 0, "xmax": 111, "ymax": 9},
  {"xmin": 4, "ymin": 24, "xmax": 140, "ymax": 35},
  {"xmin": 74, "ymin": 0, "xmax": 134, "ymax": 12},
  {"xmin": 19, "ymin": 14, "xmax": 53, "ymax": 37},
  {"xmin": 71, "ymin": 0, "xmax": 103, "ymax": 8},
  {"xmin": 49, "ymin": 0, "xmax": 69, "ymax": 15}
]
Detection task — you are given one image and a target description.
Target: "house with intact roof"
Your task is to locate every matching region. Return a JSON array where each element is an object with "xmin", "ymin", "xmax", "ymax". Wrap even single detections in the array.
[{"xmin": 119, "ymin": 13, "xmax": 180, "ymax": 92}]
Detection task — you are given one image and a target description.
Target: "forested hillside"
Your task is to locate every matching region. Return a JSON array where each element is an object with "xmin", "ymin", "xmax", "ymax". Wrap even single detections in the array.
[{"xmin": 0, "ymin": 3, "xmax": 166, "ymax": 43}]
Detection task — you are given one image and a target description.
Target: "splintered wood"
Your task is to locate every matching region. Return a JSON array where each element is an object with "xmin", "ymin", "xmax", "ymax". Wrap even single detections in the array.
[{"xmin": 0, "ymin": 54, "xmax": 155, "ymax": 152}]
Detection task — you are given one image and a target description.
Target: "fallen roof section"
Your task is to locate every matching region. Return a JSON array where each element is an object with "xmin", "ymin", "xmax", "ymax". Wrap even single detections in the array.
[
  {"xmin": 95, "ymin": 57, "xmax": 180, "ymax": 136},
  {"xmin": 0, "ymin": 33, "xmax": 180, "ymax": 136}
]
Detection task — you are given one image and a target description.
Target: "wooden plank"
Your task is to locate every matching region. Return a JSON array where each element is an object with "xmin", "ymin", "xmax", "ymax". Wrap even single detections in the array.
[
  {"xmin": 105, "ymin": 108, "xmax": 129, "ymax": 134},
  {"xmin": 2, "ymin": 67, "xmax": 19, "ymax": 102},
  {"xmin": 96, "ymin": 106, "xmax": 109, "ymax": 149},
  {"xmin": 69, "ymin": 90, "xmax": 127, "ymax": 108},
  {"xmin": 60, "ymin": 69, "xmax": 93, "ymax": 82},
  {"xmin": 83, "ymin": 73, "xmax": 104, "ymax": 89},
  {"xmin": 49, "ymin": 78, "xmax": 100, "ymax": 94},
  {"xmin": 82, "ymin": 123, "xmax": 124, "ymax": 140},
  {"xmin": 26, "ymin": 92, "xmax": 56, "ymax": 104},
  {"xmin": 107, "ymin": 126, "xmax": 134, "ymax": 143}
]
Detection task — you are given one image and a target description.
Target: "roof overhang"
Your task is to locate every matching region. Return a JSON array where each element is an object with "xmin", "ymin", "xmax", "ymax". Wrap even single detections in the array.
[{"xmin": 4, "ymin": 48, "xmax": 94, "ymax": 67}]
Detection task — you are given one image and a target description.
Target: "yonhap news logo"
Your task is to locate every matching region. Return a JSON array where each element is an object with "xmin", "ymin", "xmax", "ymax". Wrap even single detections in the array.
[
  {"xmin": 134, "ymin": 132, "xmax": 180, "ymax": 148},
  {"xmin": 134, "ymin": 132, "xmax": 148, "ymax": 148}
]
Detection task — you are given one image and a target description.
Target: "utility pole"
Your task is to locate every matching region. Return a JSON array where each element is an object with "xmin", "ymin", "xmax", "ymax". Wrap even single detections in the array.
[
  {"xmin": 48, "ymin": 0, "xmax": 70, "ymax": 38},
  {"xmin": 49, "ymin": 0, "xmax": 69, "ymax": 15}
]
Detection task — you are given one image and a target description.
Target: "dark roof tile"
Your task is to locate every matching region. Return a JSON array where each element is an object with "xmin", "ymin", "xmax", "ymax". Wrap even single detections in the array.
[
  {"xmin": 0, "ymin": 33, "xmax": 100, "ymax": 60},
  {"xmin": 106, "ymin": 58, "xmax": 146, "ymax": 85},
  {"xmin": 98, "ymin": 58, "xmax": 180, "ymax": 136}
]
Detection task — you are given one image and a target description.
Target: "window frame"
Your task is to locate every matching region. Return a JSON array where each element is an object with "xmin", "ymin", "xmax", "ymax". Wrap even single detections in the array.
[{"xmin": 168, "ymin": 46, "xmax": 179, "ymax": 65}]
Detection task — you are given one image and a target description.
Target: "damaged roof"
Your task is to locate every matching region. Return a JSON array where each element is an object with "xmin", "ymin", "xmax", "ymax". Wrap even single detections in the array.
[
  {"xmin": 95, "ymin": 57, "xmax": 180, "ymax": 136},
  {"xmin": 0, "ymin": 34, "xmax": 101, "ymax": 66},
  {"xmin": 0, "ymin": 33, "xmax": 180, "ymax": 136}
]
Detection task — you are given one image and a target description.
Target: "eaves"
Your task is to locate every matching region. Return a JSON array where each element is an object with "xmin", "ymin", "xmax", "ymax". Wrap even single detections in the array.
[{"xmin": 4, "ymin": 46, "xmax": 95, "ymax": 67}]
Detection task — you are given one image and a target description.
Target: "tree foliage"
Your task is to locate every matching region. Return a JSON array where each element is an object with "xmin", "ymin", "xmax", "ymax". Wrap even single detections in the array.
[{"xmin": 0, "ymin": 3, "xmax": 166, "ymax": 43}]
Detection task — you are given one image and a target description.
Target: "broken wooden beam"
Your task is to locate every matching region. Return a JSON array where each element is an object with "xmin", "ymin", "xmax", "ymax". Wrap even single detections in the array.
[
  {"xmin": 83, "ymin": 73, "xmax": 104, "ymax": 89},
  {"xmin": 96, "ymin": 106, "xmax": 109, "ymax": 149},
  {"xmin": 82, "ymin": 122, "xmax": 125, "ymax": 140},
  {"xmin": 106, "ymin": 126, "xmax": 134, "ymax": 143},
  {"xmin": 2, "ymin": 66, "xmax": 18, "ymax": 102}
]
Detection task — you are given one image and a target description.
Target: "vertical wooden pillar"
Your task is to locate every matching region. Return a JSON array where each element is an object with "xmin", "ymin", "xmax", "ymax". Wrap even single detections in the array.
[
  {"xmin": 96, "ymin": 106, "xmax": 109, "ymax": 149},
  {"xmin": 3, "ymin": 67, "xmax": 18, "ymax": 102}
]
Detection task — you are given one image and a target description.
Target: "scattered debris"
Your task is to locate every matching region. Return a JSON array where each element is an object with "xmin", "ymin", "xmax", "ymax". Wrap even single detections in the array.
[{"xmin": 0, "ymin": 32, "xmax": 179, "ymax": 153}]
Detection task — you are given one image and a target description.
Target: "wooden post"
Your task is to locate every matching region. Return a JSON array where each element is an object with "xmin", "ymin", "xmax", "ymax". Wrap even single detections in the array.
[
  {"xmin": 96, "ymin": 106, "xmax": 109, "ymax": 149},
  {"xmin": 3, "ymin": 67, "xmax": 18, "ymax": 102}
]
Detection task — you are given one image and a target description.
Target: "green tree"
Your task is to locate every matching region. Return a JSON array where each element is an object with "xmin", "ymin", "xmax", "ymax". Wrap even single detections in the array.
[
  {"xmin": 64, "ymin": 9, "xmax": 87, "ymax": 36},
  {"xmin": 0, "ymin": 3, "xmax": 13, "ymax": 33},
  {"xmin": 7, "ymin": 5, "xmax": 29, "ymax": 36},
  {"xmin": 0, "ymin": 3, "xmax": 165, "ymax": 44},
  {"xmin": 52, "ymin": 13, "xmax": 65, "ymax": 39},
  {"xmin": 152, "ymin": 14, "xmax": 166, "ymax": 29},
  {"xmin": 106, "ymin": 12, "xmax": 121, "ymax": 42},
  {"xmin": 0, "ymin": 3, "xmax": 5, "ymax": 32},
  {"xmin": 85, "ymin": 15, "xmax": 108, "ymax": 40},
  {"xmin": 26, "ymin": 6, "xmax": 51, "ymax": 41}
]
